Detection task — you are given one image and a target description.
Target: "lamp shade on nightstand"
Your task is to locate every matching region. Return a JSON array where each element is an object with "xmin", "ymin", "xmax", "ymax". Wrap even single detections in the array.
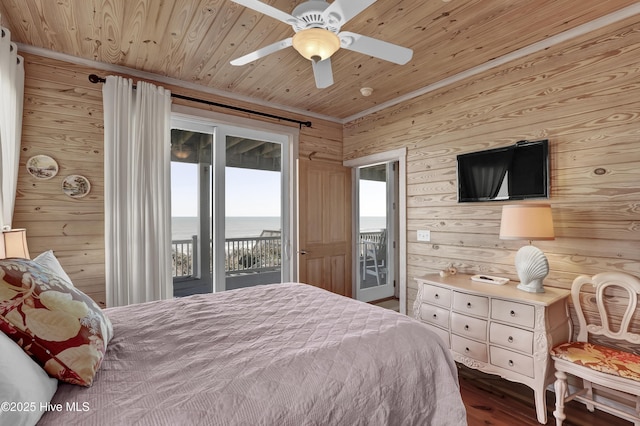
[
  {"xmin": 0, "ymin": 229, "xmax": 30, "ymax": 259},
  {"xmin": 500, "ymin": 204, "xmax": 554, "ymax": 293}
]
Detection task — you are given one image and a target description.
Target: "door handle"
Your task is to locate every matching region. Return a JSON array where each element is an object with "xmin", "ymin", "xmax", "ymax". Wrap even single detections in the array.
[
  {"xmin": 284, "ymin": 239, "xmax": 292, "ymax": 260},
  {"xmin": 299, "ymin": 250, "xmax": 307, "ymax": 255}
]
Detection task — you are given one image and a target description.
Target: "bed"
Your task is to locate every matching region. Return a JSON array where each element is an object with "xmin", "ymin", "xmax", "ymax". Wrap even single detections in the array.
[{"xmin": 0, "ymin": 257, "xmax": 466, "ymax": 425}]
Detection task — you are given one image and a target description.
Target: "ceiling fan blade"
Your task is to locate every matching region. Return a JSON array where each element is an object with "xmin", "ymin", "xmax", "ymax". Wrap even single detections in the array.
[
  {"xmin": 230, "ymin": 0, "xmax": 303, "ymax": 27},
  {"xmin": 339, "ymin": 31, "xmax": 413, "ymax": 65},
  {"xmin": 322, "ymin": 0, "xmax": 377, "ymax": 27},
  {"xmin": 230, "ymin": 38, "xmax": 293, "ymax": 66},
  {"xmin": 312, "ymin": 58, "xmax": 334, "ymax": 89}
]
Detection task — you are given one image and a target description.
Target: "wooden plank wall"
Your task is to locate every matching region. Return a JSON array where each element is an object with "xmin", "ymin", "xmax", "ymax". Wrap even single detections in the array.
[
  {"xmin": 344, "ymin": 17, "xmax": 640, "ymax": 351},
  {"xmin": 14, "ymin": 52, "xmax": 342, "ymax": 307}
]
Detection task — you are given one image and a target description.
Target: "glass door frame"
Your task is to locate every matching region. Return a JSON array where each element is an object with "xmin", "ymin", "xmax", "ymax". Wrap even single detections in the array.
[
  {"xmin": 170, "ymin": 117, "xmax": 215, "ymax": 296},
  {"xmin": 172, "ymin": 106, "xmax": 299, "ymax": 293},
  {"xmin": 344, "ymin": 148, "xmax": 407, "ymax": 314},
  {"xmin": 214, "ymin": 123, "xmax": 292, "ymax": 292},
  {"xmin": 355, "ymin": 162, "xmax": 396, "ymax": 302}
]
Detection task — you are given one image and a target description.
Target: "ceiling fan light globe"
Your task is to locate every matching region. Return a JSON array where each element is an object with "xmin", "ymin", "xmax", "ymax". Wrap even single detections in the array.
[
  {"xmin": 292, "ymin": 28, "xmax": 340, "ymax": 61},
  {"xmin": 174, "ymin": 145, "xmax": 191, "ymax": 159}
]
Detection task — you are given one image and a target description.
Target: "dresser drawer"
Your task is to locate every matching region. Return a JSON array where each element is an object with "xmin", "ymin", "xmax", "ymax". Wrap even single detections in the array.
[
  {"xmin": 489, "ymin": 323, "xmax": 534, "ymax": 354},
  {"xmin": 490, "ymin": 346, "xmax": 534, "ymax": 378},
  {"xmin": 491, "ymin": 299, "xmax": 535, "ymax": 328},
  {"xmin": 419, "ymin": 303, "xmax": 450, "ymax": 329},
  {"xmin": 452, "ymin": 334, "xmax": 488, "ymax": 363},
  {"xmin": 420, "ymin": 283, "xmax": 451, "ymax": 308},
  {"xmin": 453, "ymin": 292, "xmax": 489, "ymax": 317},
  {"xmin": 451, "ymin": 312, "xmax": 487, "ymax": 341}
]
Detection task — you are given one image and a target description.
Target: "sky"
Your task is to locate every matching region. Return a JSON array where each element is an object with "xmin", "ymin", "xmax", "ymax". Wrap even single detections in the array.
[
  {"xmin": 171, "ymin": 162, "xmax": 386, "ymax": 217},
  {"xmin": 359, "ymin": 180, "xmax": 386, "ymax": 216}
]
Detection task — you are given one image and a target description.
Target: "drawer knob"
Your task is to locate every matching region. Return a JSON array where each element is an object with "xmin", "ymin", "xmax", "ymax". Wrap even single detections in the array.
[
  {"xmin": 464, "ymin": 325, "xmax": 470, "ymax": 331},
  {"xmin": 467, "ymin": 302, "xmax": 472, "ymax": 308},
  {"xmin": 508, "ymin": 336, "xmax": 514, "ymax": 343},
  {"xmin": 432, "ymin": 314, "xmax": 437, "ymax": 319},
  {"xmin": 435, "ymin": 293, "xmax": 440, "ymax": 299},
  {"xmin": 510, "ymin": 310, "xmax": 516, "ymax": 317},
  {"xmin": 465, "ymin": 347, "xmax": 470, "ymax": 353},
  {"xmin": 508, "ymin": 360, "xmax": 514, "ymax": 367}
]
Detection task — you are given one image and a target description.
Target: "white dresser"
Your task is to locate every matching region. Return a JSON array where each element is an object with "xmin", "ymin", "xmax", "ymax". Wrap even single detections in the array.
[{"xmin": 414, "ymin": 274, "xmax": 571, "ymax": 424}]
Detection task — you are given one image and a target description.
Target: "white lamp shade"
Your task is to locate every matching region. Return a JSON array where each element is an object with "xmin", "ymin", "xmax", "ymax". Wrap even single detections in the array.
[
  {"xmin": 0, "ymin": 229, "xmax": 30, "ymax": 259},
  {"xmin": 499, "ymin": 204, "xmax": 554, "ymax": 241},
  {"xmin": 292, "ymin": 28, "xmax": 340, "ymax": 62}
]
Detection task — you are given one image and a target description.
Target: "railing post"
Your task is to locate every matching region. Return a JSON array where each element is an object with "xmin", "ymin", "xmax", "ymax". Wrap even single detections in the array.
[{"xmin": 192, "ymin": 235, "xmax": 198, "ymax": 276}]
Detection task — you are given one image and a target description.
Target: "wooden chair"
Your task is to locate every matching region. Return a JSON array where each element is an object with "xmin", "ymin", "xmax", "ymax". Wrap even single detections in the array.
[
  {"xmin": 362, "ymin": 229, "xmax": 387, "ymax": 286},
  {"xmin": 550, "ymin": 272, "xmax": 640, "ymax": 426}
]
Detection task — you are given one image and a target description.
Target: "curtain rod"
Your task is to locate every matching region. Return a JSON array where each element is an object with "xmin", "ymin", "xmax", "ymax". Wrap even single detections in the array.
[{"xmin": 88, "ymin": 74, "xmax": 312, "ymax": 128}]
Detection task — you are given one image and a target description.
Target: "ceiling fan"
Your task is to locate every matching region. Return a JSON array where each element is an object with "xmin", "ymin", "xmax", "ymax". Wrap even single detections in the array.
[{"xmin": 230, "ymin": 0, "xmax": 413, "ymax": 89}]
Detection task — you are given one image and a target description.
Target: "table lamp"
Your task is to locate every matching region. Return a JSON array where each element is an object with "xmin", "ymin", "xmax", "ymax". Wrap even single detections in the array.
[
  {"xmin": 0, "ymin": 228, "xmax": 31, "ymax": 259},
  {"xmin": 499, "ymin": 204, "xmax": 554, "ymax": 293}
]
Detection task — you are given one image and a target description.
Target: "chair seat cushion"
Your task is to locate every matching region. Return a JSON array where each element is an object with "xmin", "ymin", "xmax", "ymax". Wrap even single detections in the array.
[{"xmin": 551, "ymin": 341, "xmax": 640, "ymax": 383}]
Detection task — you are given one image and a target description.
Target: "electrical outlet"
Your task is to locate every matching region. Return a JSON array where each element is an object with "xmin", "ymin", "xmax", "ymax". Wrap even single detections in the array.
[{"xmin": 417, "ymin": 230, "xmax": 431, "ymax": 242}]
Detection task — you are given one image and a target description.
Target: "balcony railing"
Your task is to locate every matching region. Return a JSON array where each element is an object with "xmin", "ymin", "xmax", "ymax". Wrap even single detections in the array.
[
  {"xmin": 172, "ymin": 229, "xmax": 385, "ymax": 279},
  {"xmin": 225, "ymin": 236, "xmax": 281, "ymax": 274},
  {"xmin": 172, "ymin": 236, "xmax": 198, "ymax": 278},
  {"xmin": 172, "ymin": 235, "xmax": 281, "ymax": 279}
]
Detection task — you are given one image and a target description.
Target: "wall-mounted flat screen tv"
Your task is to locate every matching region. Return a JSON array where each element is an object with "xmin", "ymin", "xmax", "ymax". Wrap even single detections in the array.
[{"xmin": 457, "ymin": 139, "xmax": 549, "ymax": 202}]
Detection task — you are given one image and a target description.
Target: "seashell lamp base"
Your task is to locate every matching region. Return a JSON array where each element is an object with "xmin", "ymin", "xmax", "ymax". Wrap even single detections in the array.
[{"xmin": 514, "ymin": 245, "xmax": 549, "ymax": 293}]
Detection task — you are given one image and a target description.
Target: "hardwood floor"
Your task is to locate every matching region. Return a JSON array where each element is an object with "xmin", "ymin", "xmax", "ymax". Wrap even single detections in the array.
[
  {"xmin": 458, "ymin": 364, "xmax": 631, "ymax": 426},
  {"xmin": 371, "ymin": 296, "xmax": 400, "ymax": 312}
]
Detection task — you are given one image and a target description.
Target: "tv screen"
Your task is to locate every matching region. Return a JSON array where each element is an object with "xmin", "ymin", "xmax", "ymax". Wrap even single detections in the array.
[{"xmin": 457, "ymin": 139, "xmax": 549, "ymax": 202}]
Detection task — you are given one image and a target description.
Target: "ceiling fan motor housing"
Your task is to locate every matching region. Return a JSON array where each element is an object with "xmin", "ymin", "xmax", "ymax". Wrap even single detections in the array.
[{"xmin": 291, "ymin": 0, "xmax": 341, "ymax": 33}]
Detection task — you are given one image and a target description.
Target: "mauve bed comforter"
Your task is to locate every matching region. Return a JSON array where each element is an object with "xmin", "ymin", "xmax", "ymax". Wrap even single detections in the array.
[{"xmin": 39, "ymin": 283, "xmax": 466, "ymax": 425}]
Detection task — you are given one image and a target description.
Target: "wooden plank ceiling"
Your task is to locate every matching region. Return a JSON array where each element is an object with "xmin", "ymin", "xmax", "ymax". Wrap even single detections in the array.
[{"xmin": 0, "ymin": 0, "xmax": 636, "ymax": 120}]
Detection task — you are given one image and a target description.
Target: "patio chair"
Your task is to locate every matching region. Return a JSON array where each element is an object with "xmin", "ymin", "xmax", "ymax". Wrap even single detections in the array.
[{"xmin": 363, "ymin": 229, "xmax": 387, "ymax": 286}]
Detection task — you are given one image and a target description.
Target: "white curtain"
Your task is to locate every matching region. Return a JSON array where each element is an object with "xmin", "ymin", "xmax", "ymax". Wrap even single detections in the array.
[
  {"xmin": 0, "ymin": 25, "xmax": 25, "ymax": 231},
  {"xmin": 103, "ymin": 76, "xmax": 173, "ymax": 307}
]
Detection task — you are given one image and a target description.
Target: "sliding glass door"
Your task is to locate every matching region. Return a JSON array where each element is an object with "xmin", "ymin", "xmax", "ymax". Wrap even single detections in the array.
[
  {"xmin": 222, "ymin": 132, "xmax": 288, "ymax": 290},
  {"xmin": 214, "ymin": 124, "xmax": 292, "ymax": 292},
  {"xmin": 170, "ymin": 115, "xmax": 293, "ymax": 295}
]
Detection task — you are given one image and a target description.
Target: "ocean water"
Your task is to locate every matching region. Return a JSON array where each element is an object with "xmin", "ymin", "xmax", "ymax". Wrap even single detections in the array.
[{"xmin": 172, "ymin": 216, "xmax": 386, "ymax": 240}]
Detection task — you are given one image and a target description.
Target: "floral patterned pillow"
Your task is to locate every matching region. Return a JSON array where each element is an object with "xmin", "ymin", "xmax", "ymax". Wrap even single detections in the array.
[{"xmin": 0, "ymin": 258, "xmax": 112, "ymax": 386}]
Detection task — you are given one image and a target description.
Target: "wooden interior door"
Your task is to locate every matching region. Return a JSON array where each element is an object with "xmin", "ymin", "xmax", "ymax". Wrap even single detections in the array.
[{"xmin": 299, "ymin": 159, "xmax": 352, "ymax": 297}]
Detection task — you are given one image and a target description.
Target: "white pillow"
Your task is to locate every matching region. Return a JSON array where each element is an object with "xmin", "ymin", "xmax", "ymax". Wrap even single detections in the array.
[
  {"xmin": 0, "ymin": 332, "xmax": 58, "ymax": 426},
  {"xmin": 33, "ymin": 250, "xmax": 74, "ymax": 287}
]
